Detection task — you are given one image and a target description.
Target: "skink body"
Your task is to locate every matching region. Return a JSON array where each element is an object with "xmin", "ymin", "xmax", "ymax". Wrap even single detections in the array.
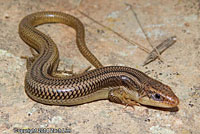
[{"xmin": 19, "ymin": 11, "xmax": 179, "ymax": 108}]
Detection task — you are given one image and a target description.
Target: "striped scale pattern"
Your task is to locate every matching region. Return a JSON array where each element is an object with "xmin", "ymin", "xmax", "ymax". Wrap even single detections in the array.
[{"xmin": 19, "ymin": 11, "xmax": 179, "ymax": 107}]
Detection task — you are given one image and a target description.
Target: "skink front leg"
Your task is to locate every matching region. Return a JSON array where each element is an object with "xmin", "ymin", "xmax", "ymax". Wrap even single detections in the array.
[{"xmin": 108, "ymin": 88, "xmax": 140, "ymax": 107}]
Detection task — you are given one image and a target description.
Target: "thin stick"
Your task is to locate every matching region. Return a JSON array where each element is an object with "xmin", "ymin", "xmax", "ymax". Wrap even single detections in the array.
[
  {"xmin": 198, "ymin": 0, "xmax": 200, "ymax": 18},
  {"xmin": 125, "ymin": 3, "xmax": 162, "ymax": 61},
  {"xmin": 78, "ymin": 10, "xmax": 150, "ymax": 53}
]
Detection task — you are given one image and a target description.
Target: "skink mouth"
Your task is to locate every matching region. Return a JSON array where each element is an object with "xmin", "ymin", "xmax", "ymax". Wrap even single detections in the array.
[
  {"xmin": 169, "ymin": 95, "xmax": 179, "ymax": 107},
  {"xmin": 161, "ymin": 94, "xmax": 179, "ymax": 108}
]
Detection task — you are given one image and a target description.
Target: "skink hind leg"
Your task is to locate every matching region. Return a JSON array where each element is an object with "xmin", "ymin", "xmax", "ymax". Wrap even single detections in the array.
[
  {"xmin": 52, "ymin": 64, "xmax": 74, "ymax": 77},
  {"xmin": 108, "ymin": 88, "xmax": 140, "ymax": 107},
  {"xmin": 52, "ymin": 64, "xmax": 92, "ymax": 77},
  {"xmin": 21, "ymin": 48, "xmax": 39, "ymax": 70},
  {"xmin": 21, "ymin": 56, "xmax": 35, "ymax": 70}
]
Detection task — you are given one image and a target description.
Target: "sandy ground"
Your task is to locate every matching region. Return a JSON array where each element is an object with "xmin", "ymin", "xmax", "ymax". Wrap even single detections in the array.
[{"xmin": 0, "ymin": 0, "xmax": 200, "ymax": 134}]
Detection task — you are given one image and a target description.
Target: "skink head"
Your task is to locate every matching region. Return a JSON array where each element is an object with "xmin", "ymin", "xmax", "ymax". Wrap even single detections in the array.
[
  {"xmin": 135, "ymin": 79, "xmax": 179, "ymax": 108},
  {"xmin": 123, "ymin": 75, "xmax": 179, "ymax": 108}
]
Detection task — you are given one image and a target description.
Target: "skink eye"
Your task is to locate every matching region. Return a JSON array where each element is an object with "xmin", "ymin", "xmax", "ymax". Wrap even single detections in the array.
[{"xmin": 152, "ymin": 93, "xmax": 162, "ymax": 101}]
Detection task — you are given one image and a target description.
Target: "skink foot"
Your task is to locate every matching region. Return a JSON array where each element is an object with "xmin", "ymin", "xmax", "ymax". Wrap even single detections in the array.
[{"xmin": 108, "ymin": 88, "xmax": 140, "ymax": 108}]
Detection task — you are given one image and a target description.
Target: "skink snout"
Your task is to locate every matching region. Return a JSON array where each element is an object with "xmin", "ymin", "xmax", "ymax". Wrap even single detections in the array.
[{"xmin": 168, "ymin": 94, "xmax": 179, "ymax": 107}]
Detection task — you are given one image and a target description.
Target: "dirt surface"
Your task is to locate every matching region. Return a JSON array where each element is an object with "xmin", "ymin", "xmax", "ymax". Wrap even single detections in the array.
[{"xmin": 0, "ymin": 0, "xmax": 200, "ymax": 134}]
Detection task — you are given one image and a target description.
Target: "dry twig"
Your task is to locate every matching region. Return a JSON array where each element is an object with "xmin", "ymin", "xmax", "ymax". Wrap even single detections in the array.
[
  {"xmin": 78, "ymin": 10, "xmax": 150, "ymax": 53},
  {"xmin": 125, "ymin": 3, "xmax": 162, "ymax": 61},
  {"xmin": 143, "ymin": 36, "xmax": 177, "ymax": 66}
]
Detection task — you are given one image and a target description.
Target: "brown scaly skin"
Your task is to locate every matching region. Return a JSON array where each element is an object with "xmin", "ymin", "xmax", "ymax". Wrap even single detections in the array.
[{"xmin": 19, "ymin": 11, "xmax": 179, "ymax": 108}]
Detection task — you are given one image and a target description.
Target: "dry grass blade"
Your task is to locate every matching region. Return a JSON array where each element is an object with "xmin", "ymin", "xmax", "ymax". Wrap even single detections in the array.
[
  {"xmin": 143, "ymin": 36, "xmax": 177, "ymax": 66},
  {"xmin": 78, "ymin": 10, "xmax": 150, "ymax": 53},
  {"xmin": 125, "ymin": 3, "xmax": 162, "ymax": 61}
]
